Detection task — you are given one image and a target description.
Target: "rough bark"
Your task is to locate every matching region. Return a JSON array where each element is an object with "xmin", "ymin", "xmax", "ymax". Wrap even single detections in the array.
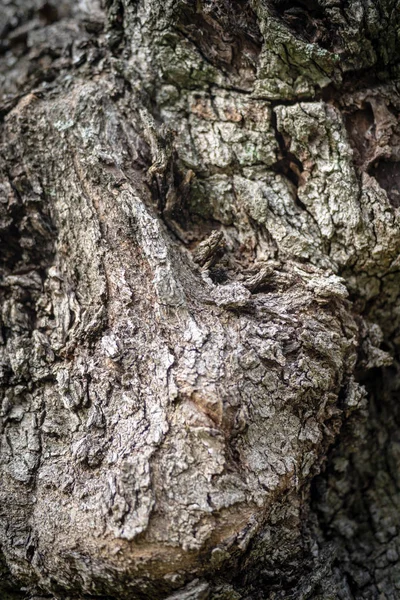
[{"xmin": 0, "ymin": 1, "xmax": 400, "ymax": 598}]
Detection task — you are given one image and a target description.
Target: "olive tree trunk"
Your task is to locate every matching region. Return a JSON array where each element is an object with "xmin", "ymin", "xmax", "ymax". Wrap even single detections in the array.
[{"xmin": 1, "ymin": 1, "xmax": 400, "ymax": 598}]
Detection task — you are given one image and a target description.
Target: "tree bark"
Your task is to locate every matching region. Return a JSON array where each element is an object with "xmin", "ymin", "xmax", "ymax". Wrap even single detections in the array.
[{"xmin": 1, "ymin": 1, "xmax": 400, "ymax": 598}]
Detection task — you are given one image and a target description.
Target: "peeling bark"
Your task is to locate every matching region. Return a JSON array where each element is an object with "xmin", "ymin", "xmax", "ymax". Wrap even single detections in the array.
[{"xmin": 0, "ymin": 1, "xmax": 400, "ymax": 598}]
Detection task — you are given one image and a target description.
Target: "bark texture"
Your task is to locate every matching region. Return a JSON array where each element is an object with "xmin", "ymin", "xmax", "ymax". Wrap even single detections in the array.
[{"xmin": 0, "ymin": 1, "xmax": 400, "ymax": 598}]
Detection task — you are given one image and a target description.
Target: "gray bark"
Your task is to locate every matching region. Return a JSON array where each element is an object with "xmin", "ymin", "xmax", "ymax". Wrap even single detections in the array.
[{"xmin": 0, "ymin": 1, "xmax": 400, "ymax": 598}]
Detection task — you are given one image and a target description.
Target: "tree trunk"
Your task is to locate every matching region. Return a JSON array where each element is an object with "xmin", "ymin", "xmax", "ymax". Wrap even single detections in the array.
[{"xmin": 1, "ymin": 1, "xmax": 400, "ymax": 598}]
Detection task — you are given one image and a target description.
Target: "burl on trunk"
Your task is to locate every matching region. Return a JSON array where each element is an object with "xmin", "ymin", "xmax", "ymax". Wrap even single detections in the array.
[{"xmin": 1, "ymin": 1, "xmax": 400, "ymax": 599}]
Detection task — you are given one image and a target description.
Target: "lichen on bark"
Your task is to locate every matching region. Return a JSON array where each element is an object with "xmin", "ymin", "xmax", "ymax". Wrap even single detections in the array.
[{"xmin": 1, "ymin": 1, "xmax": 400, "ymax": 599}]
